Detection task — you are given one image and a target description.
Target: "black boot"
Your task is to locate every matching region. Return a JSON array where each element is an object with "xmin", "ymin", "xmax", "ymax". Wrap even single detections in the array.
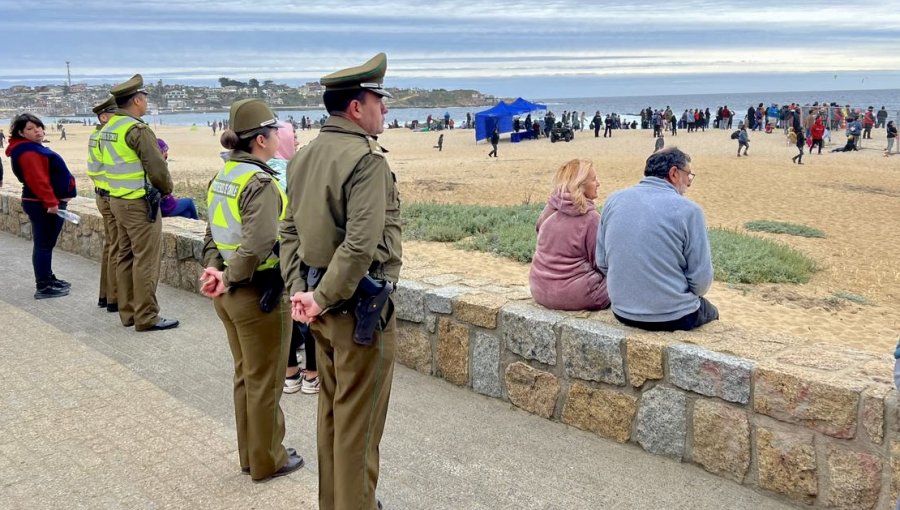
[{"xmin": 35, "ymin": 281, "xmax": 69, "ymax": 300}]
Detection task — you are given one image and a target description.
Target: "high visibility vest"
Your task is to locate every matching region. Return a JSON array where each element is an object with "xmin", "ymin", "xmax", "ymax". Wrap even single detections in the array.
[
  {"xmin": 207, "ymin": 161, "xmax": 288, "ymax": 270},
  {"xmin": 99, "ymin": 115, "xmax": 146, "ymax": 199},
  {"xmin": 86, "ymin": 128, "xmax": 110, "ymax": 192}
]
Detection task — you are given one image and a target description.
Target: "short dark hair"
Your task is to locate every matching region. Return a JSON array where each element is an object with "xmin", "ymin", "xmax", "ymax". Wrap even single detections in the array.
[
  {"xmin": 115, "ymin": 92, "xmax": 146, "ymax": 108},
  {"xmin": 10, "ymin": 113, "xmax": 44, "ymax": 138},
  {"xmin": 323, "ymin": 88, "xmax": 368, "ymax": 115},
  {"xmin": 644, "ymin": 147, "xmax": 691, "ymax": 179}
]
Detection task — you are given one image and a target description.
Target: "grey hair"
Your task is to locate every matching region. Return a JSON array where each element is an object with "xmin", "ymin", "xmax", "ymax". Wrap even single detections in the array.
[{"xmin": 644, "ymin": 147, "xmax": 691, "ymax": 179}]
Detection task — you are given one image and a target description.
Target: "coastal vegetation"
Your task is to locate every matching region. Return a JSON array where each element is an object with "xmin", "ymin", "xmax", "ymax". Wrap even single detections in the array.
[
  {"xmin": 402, "ymin": 202, "xmax": 820, "ymax": 284},
  {"xmin": 744, "ymin": 220, "xmax": 826, "ymax": 238}
]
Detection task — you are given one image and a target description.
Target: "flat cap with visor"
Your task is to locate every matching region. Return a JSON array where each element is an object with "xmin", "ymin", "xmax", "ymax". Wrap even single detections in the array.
[
  {"xmin": 109, "ymin": 74, "xmax": 148, "ymax": 100},
  {"xmin": 320, "ymin": 52, "xmax": 392, "ymax": 98},
  {"xmin": 229, "ymin": 99, "xmax": 278, "ymax": 138},
  {"xmin": 92, "ymin": 96, "xmax": 117, "ymax": 115}
]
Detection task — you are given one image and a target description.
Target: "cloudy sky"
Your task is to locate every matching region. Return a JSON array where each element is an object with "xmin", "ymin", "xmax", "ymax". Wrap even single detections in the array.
[{"xmin": 2, "ymin": 0, "xmax": 899, "ymax": 97}]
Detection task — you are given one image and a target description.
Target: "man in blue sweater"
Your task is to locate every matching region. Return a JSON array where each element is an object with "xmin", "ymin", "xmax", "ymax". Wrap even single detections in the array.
[{"xmin": 596, "ymin": 147, "xmax": 718, "ymax": 331}]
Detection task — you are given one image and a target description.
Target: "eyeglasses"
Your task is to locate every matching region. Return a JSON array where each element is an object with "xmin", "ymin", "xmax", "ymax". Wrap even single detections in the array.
[{"xmin": 676, "ymin": 167, "xmax": 695, "ymax": 183}]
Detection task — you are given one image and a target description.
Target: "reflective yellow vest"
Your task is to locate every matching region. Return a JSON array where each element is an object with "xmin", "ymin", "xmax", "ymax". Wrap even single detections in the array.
[
  {"xmin": 98, "ymin": 115, "xmax": 146, "ymax": 199},
  {"xmin": 86, "ymin": 127, "xmax": 110, "ymax": 192},
  {"xmin": 207, "ymin": 161, "xmax": 288, "ymax": 270}
]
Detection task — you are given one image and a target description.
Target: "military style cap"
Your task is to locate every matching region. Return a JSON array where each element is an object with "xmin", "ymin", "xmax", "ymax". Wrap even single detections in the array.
[
  {"xmin": 110, "ymin": 74, "xmax": 148, "ymax": 100},
  {"xmin": 92, "ymin": 95, "xmax": 117, "ymax": 115},
  {"xmin": 320, "ymin": 53, "xmax": 392, "ymax": 98},
  {"xmin": 229, "ymin": 99, "xmax": 278, "ymax": 136}
]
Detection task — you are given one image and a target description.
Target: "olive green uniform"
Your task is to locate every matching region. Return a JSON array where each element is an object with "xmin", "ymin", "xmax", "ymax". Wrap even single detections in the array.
[
  {"xmin": 203, "ymin": 151, "xmax": 292, "ymax": 480},
  {"xmin": 90, "ymin": 125, "xmax": 118, "ymax": 308},
  {"xmin": 281, "ymin": 115, "xmax": 402, "ymax": 510},
  {"xmin": 107, "ymin": 109, "xmax": 173, "ymax": 329}
]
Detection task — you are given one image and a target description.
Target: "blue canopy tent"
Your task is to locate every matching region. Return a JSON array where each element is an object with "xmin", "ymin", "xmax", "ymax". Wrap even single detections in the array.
[{"xmin": 474, "ymin": 98, "xmax": 547, "ymax": 142}]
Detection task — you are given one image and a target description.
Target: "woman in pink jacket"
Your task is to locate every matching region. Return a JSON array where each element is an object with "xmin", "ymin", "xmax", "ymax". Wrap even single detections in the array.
[{"xmin": 529, "ymin": 159, "xmax": 609, "ymax": 310}]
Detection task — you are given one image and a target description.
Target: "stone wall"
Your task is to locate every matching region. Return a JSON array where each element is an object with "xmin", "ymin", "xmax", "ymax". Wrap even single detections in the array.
[{"xmin": 3, "ymin": 190, "xmax": 897, "ymax": 509}]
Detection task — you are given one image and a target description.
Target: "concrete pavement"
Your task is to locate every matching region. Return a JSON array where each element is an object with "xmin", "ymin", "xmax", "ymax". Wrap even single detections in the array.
[{"xmin": 0, "ymin": 232, "xmax": 796, "ymax": 509}]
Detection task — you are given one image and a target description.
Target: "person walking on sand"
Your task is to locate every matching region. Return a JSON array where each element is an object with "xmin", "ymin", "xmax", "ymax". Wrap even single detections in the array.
[
  {"xmin": 489, "ymin": 126, "xmax": 499, "ymax": 157},
  {"xmin": 792, "ymin": 125, "xmax": 806, "ymax": 165},
  {"xmin": 736, "ymin": 123, "xmax": 749, "ymax": 157}
]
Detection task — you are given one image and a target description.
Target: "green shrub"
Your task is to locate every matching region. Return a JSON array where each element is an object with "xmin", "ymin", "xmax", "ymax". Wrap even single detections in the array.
[
  {"xmin": 709, "ymin": 228, "xmax": 819, "ymax": 284},
  {"xmin": 830, "ymin": 291, "xmax": 872, "ymax": 306},
  {"xmin": 744, "ymin": 220, "xmax": 825, "ymax": 238}
]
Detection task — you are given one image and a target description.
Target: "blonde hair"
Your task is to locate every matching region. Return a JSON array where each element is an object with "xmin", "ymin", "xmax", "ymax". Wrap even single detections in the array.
[{"xmin": 551, "ymin": 159, "xmax": 595, "ymax": 214}]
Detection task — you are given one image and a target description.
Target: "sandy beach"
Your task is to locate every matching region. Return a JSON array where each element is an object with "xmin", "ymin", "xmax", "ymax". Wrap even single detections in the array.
[{"xmin": 11, "ymin": 121, "xmax": 900, "ymax": 355}]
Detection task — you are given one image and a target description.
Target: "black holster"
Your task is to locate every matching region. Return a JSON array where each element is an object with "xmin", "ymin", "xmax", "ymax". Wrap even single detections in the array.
[
  {"xmin": 352, "ymin": 276, "xmax": 394, "ymax": 346},
  {"xmin": 144, "ymin": 185, "xmax": 161, "ymax": 223},
  {"xmin": 254, "ymin": 267, "xmax": 285, "ymax": 313}
]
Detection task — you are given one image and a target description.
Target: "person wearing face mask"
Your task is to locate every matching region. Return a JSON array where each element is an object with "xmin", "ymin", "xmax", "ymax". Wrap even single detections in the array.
[
  {"xmin": 265, "ymin": 121, "xmax": 319, "ymax": 396},
  {"xmin": 528, "ymin": 159, "xmax": 609, "ymax": 311},
  {"xmin": 6, "ymin": 113, "xmax": 77, "ymax": 299},
  {"xmin": 200, "ymin": 99, "xmax": 304, "ymax": 482},
  {"xmin": 596, "ymin": 147, "xmax": 718, "ymax": 331}
]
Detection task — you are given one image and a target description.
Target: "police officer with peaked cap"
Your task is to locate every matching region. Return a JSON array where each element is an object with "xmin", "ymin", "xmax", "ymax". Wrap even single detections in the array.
[
  {"xmin": 200, "ymin": 98, "xmax": 304, "ymax": 481},
  {"xmin": 280, "ymin": 52, "xmax": 401, "ymax": 510},
  {"xmin": 101, "ymin": 74, "xmax": 178, "ymax": 331},
  {"xmin": 89, "ymin": 96, "xmax": 120, "ymax": 314}
]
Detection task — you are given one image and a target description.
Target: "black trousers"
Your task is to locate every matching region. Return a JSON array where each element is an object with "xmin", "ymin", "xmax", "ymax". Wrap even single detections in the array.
[
  {"xmin": 22, "ymin": 200, "xmax": 66, "ymax": 288},
  {"xmin": 614, "ymin": 297, "xmax": 719, "ymax": 332},
  {"xmin": 288, "ymin": 321, "xmax": 317, "ymax": 371}
]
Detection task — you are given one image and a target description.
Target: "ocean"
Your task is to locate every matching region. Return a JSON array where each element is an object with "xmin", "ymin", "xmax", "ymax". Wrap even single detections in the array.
[{"xmin": 5, "ymin": 88, "xmax": 899, "ymax": 127}]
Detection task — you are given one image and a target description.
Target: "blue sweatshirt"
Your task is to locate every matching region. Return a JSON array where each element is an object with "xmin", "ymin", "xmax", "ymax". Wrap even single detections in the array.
[{"xmin": 596, "ymin": 177, "xmax": 714, "ymax": 322}]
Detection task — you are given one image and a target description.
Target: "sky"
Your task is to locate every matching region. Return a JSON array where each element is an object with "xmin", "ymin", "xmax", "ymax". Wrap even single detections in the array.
[{"xmin": 2, "ymin": 0, "xmax": 899, "ymax": 98}]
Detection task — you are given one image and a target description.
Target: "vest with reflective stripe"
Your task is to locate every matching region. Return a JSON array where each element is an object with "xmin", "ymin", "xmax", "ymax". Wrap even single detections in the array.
[
  {"xmin": 86, "ymin": 128, "xmax": 110, "ymax": 191},
  {"xmin": 207, "ymin": 161, "xmax": 288, "ymax": 271},
  {"xmin": 99, "ymin": 115, "xmax": 147, "ymax": 199}
]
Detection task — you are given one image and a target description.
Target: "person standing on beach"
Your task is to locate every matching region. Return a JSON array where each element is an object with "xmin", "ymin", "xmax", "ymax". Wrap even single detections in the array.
[
  {"xmin": 489, "ymin": 126, "xmax": 500, "ymax": 157},
  {"xmin": 737, "ymin": 123, "xmax": 749, "ymax": 157},
  {"xmin": 809, "ymin": 115, "xmax": 825, "ymax": 155},
  {"xmin": 0, "ymin": 129, "xmax": 6, "ymax": 148},
  {"xmin": 885, "ymin": 121, "xmax": 897, "ymax": 156},
  {"xmin": 592, "ymin": 111, "xmax": 602, "ymax": 138},
  {"xmin": 596, "ymin": 147, "xmax": 717, "ymax": 332},
  {"xmin": 87, "ymin": 96, "xmax": 120, "ymax": 312},
  {"xmin": 863, "ymin": 107, "xmax": 876, "ymax": 139},
  {"xmin": 876, "ymin": 107, "xmax": 888, "ymax": 129},
  {"xmin": 604, "ymin": 114, "xmax": 613, "ymax": 138},
  {"xmin": 101, "ymin": 74, "xmax": 179, "ymax": 331},
  {"xmin": 280, "ymin": 52, "xmax": 401, "ymax": 510}
]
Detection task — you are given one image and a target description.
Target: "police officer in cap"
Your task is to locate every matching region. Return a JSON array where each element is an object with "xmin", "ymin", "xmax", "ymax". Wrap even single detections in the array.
[
  {"xmin": 101, "ymin": 74, "xmax": 178, "ymax": 331},
  {"xmin": 201, "ymin": 99, "xmax": 304, "ymax": 481},
  {"xmin": 89, "ymin": 96, "xmax": 120, "ymax": 313},
  {"xmin": 281, "ymin": 52, "xmax": 401, "ymax": 510}
]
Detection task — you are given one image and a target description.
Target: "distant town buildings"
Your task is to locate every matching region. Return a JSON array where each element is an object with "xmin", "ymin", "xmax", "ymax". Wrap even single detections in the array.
[{"xmin": 0, "ymin": 79, "xmax": 495, "ymax": 117}]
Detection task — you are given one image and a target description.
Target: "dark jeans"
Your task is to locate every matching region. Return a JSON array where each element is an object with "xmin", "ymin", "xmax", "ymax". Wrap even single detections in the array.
[
  {"xmin": 288, "ymin": 321, "xmax": 317, "ymax": 372},
  {"xmin": 22, "ymin": 200, "xmax": 66, "ymax": 288},
  {"xmin": 614, "ymin": 297, "xmax": 719, "ymax": 332}
]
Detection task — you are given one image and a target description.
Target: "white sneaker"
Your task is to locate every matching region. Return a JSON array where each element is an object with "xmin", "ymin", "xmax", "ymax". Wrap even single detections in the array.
[
  {"xmin": 300, "ymin": 376, "xmax": 320, "ymax": 394},
  {"xmin": 284, "ymin": 371, "xmax": 303, "ymax": 394}
]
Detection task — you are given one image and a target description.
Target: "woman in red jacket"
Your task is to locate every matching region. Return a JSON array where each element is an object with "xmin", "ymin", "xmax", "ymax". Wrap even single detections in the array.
[
  {"xmin": 6, "ymin": 113, "xmax": 77, "ymax": 299},
  {"xmin": 810, "ymin": 115, "xmax": 826, "ymax": 155}
]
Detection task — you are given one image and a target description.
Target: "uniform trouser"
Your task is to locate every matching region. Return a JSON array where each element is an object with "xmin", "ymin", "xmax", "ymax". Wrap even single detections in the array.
[
  {"xmin": 109, "ymin": 197, "xmax": 161, "ymax": 329},
  {"xmin": 214, "ymin": 286, "xmax": 291, "ymax": 480},
  {"xmin": 95, "ymin": 194, "xmax": 118, "ymax": 305},
  {"xmin": 312, "ymin": 305, "xmax": 396, "ymax": 510}
]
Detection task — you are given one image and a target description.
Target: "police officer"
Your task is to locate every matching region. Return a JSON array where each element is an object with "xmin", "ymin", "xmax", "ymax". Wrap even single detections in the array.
[
  {"xmin": 101, "ymin": 74, "xmax": 178, "ymax": 331},
  {"xmin": 200, "ymin": 99, "xmax": 304, "ymax": 482},
  {"xmin": 88, "ymin": 96, "xmax": 119, "ymax": 313},
  {"xmin": 280, "ymin": 52, "xmax": 401, "ymax": 510}
]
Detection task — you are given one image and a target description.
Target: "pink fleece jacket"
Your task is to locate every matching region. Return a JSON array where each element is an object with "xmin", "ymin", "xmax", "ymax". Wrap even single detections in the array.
[{"xmin": 528, "ymin": 192, "xmax": 609, "ymax": 311}]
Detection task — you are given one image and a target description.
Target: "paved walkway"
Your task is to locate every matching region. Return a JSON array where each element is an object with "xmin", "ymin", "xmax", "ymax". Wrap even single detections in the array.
[{"xmin": 0, "ymin": 232, "xmax": 795, "ymax": 509}]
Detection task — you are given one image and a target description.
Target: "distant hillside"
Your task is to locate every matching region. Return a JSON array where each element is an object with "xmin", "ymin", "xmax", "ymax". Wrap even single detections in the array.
[{"xmin": 387, "ymin": 88, "xmax": 495, "ymax": 108}]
